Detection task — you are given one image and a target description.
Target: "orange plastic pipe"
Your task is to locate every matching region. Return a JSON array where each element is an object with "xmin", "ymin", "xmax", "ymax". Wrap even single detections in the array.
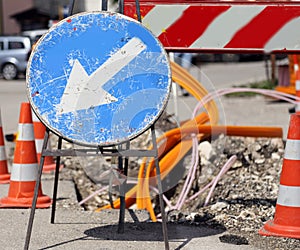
[
  {"xmin": 136, "ymin": 113, "xmax": 210, "ymax": 212},
  {"xmin": 96, "ymin": 61, "xmax": 283, "ymax": 218},
  {"xmin": 97, "ymin": 113, "xmax": 210, "ymax": 212}
]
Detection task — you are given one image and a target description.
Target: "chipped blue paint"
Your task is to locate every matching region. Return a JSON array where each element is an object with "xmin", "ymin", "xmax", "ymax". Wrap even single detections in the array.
[{"xmin": 26, "ymin": 11, "xmax": 171, "ymax": 146}]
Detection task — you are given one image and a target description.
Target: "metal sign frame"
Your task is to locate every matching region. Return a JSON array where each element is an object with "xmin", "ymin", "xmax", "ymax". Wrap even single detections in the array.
[
  {"xmin": 24, "ymin": 124, "xmax": 169, "ymax": 250},
  {"xmin": 24, "ymin": 9, "xmax": 170, "ymax": 250}
]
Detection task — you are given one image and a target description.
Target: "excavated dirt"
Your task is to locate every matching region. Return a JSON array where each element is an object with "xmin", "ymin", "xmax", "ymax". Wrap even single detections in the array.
[{"xmin": 54, "ymin": 110, "xmax": 300, "ymax": 250}]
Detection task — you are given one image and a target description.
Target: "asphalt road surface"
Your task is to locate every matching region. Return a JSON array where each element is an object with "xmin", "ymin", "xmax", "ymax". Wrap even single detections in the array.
[
  {"xmin": 191, "ymin": 60, "xmax": 268, "ymax": 90},
  {"xmin": 0, "ymin": 77, "xmax": 28, "ymax": 135}
]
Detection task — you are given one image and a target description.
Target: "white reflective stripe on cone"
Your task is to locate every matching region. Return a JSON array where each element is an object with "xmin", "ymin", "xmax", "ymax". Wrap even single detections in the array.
[
  {"xmin": 17, "ymin": 123, "xmax": 34, "ymax": 141},
  {"xmin": 277, "ymin": 185, "xmax": 300, "ymax": 207},
  {"xmin": 31, "ymin": 111, "xmax": 39, "ymax": 122},
  {"xmin": 0, "ymin": 145, "xmax": 6, "ymax": 161},
  {"xmin": 284, "ymin": 139, "xmax": 300, "ymax": 160},
  {"xmin": 10, "ymin": 163, "xmax": 38, "ymax": 181},
  {"xmin": 35, "ymin": 138, "xmax": 43, "ymax": 153},
  {"xmin": 296, "ymin": 80, "xmax": 300, "ymax": 91}
]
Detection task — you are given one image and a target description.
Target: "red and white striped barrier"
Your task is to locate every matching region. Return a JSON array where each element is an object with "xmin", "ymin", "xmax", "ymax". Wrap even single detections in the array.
[{"xmin": 124, "ymin": 1, "xmax": 300, "ymax": 52}]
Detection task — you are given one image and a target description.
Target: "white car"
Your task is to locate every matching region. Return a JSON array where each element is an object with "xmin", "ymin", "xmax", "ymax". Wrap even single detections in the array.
[{"xmin": 0, "ymin": 36, "xmax": 32, "ymax": 80}]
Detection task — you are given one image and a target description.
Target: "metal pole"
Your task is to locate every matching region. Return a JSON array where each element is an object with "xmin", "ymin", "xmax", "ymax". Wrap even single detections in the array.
[
  {"xmin": 151, "ymin": 125, "xmax": 169, "ymax": 250},
  {"xmin": 135, "ymin": 0, "xmax": 141, "ymax": 22},
  {"xmin": 102, "ymin": 0, "xmax": 108, "ymax": 11},
  {"xmin": 51, "ymin": 135, "xmax": 63, "ymax": 224},
  {"xmin": 117, "ymin": 143, "xmax": 125, "ymax": 233},
  {"xmin": 68, "ymin": 0, "xmax": 75, "ymax": 16},
  {"xmin": 118, "ymin": 0, "xmax": 124, "ymax": 15},
  {"xmin": 24, "ymin": 129, "xmax": 50, "ymax": 250}
]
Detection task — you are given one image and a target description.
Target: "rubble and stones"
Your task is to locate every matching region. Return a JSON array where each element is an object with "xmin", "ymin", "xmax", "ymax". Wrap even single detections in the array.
[{"xmin": 50, "ymin": 113, "xmax": 299, "ymax": 249}]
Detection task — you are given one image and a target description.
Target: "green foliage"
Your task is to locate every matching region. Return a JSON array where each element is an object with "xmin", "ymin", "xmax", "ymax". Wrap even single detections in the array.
[{"xmin": 225, "ymin": 79, "xmax": 277, "ymax": 97}]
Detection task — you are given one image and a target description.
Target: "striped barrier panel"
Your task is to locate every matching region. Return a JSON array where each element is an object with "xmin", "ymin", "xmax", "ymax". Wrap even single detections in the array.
[{"xmin": 124, "ymin": 0, "xmax": 300, "ymax": 53}]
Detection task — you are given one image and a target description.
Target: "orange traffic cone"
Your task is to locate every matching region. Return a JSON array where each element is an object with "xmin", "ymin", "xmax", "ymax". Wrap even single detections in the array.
[
  {"xmin": 32, "ymin": 111, "xmax": 62, "ymax": 174},
  {"xmin": 0, "ymin": 102, "xmax": 51, "ymax": 208},
  {"xmin": 0, "ymin": 109, "xmax": 10, "ymax": 184},
  {"xmin": 259, "ymin": 113, "xmax": 300, "ymax": 239}
]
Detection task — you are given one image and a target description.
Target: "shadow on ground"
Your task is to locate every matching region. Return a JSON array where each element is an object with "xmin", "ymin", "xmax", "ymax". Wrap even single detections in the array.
[
  {"xmin": 85, "ymin": 221, "xmax": 225, "ymax": 240},
  {"xmin": 84, "ymin": 221, "xmax": 226, "ymax": 249}
]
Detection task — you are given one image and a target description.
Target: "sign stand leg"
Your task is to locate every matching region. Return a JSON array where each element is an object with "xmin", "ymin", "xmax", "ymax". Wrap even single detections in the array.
[
  {"xmin": 24, "ymin": 128, "xmax": 50, "ymax": 250},
  {"xmin": 51, "ymin": 135, "xmax": 63, "ymax": 223},
  {"xmin": 117, "ymin": 141, "xmax": 130, "ymax": 234},
  {"xmin": 151, "ymin": 125, "xmax": 169, "ymax": 250}
]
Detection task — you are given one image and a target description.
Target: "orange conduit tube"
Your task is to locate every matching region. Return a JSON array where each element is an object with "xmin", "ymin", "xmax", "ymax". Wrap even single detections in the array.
[
  {"xmin": 170, "ymin": 61, "xmax": 219, "ymax": 125},
  {"xmin": 95, "ymin": 123, "xmax": 282, "ymax": 214},
  {"xmin": 97, "ymin": 61, "xmax": 218, "ymax": 213},
  {"xmin": 157, "ymin": 125, "xmax": 283, "ymax": 141},
  {"xmin": 137, "ymin": 124, "xmax": 282, "ymax": 221},
  {"xmin": 143, "ymin": 138, "xmax": 196, "ymax": 221},
  {"xmin": 136, "ymin": 113, "xmax": 205, "ymax": 209},
  {"xmin": 136, "ymin": 113, "xmax": 210, "ymax": 216},
  {"xmin": 133, "ymin": 62, "xmax": 220, "ymax": 219},
  {"xmin": 138, "ymin": 60, "xmax": 283, "ymax": 218},
  {"xmin": 97, "ymin": 112, "xmax": 210, "ymax": 213}
]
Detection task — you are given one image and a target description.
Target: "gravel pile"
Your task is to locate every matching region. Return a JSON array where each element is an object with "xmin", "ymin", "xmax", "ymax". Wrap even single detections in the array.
[
  {"xmin": 167, "ymin": 135, "xmax": 299, "ymax": 249},
  {"xmin": 53, "ymin": 112, "xmax": 299, "ymax": 250}
]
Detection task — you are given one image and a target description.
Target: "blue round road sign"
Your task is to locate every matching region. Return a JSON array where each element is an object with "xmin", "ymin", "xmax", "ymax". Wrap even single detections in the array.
[{"xmin": 27, "ymin": 11, "xmax": 171, "ymax": 146}]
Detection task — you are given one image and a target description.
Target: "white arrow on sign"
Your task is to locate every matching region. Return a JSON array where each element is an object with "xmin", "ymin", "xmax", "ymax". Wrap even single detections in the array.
[{"xmin": 57, "ymin": 37, "xmax": 147, "ymax": 114}]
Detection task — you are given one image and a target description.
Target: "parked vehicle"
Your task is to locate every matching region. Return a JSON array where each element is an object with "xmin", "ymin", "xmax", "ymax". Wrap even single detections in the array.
[
  {"xmin": 0, "ymin": 36, "xmax": 32, "ymax": 80},
  {"xmin": 21, "ymin": 29, "xmax": 48, "ymax": 44}
]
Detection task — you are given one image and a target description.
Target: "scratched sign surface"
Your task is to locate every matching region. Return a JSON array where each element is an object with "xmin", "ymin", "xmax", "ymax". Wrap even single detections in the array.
[{"xmin": 26, "ymin": 11, "xmax": 171, "ymax": 146}]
